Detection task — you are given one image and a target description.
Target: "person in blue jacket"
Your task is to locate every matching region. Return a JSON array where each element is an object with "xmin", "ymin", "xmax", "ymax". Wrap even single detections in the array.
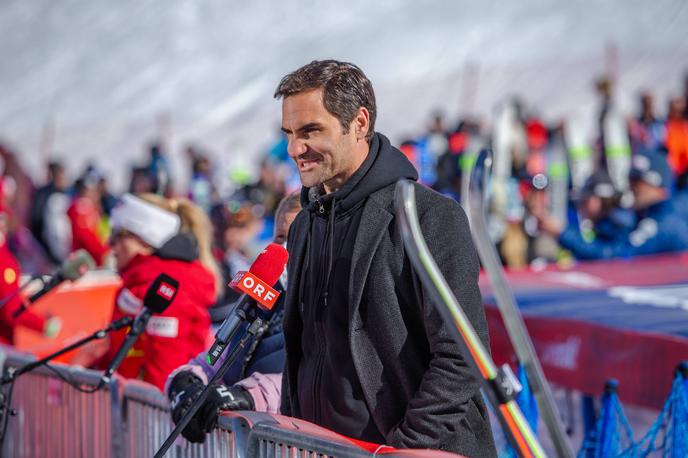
[
  {"xmin": 540, "ymin": 170, "xmax": 635, "ymax": 260},
  {"xmin": 538, "ymin": 151, "xmax": 688, "ymax": 259}
]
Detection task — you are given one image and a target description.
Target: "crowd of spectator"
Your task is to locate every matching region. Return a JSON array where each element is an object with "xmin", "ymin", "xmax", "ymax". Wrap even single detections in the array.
[
  {"xmin": 0, "ymin": 72, "xmax": 687, "ymax": 354},
  {"xmin": 0, "ymin": 75, "xmax": 687, "ymax": 278}
]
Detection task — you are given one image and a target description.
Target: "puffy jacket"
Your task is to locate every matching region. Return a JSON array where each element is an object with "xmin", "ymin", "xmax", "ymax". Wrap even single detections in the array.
[{"xmin": 100, "ymin": 237, "xmax": 216, "ymax": 390}]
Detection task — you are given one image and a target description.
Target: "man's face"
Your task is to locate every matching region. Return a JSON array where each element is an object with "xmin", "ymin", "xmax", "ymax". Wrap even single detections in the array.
[
  {"xmin": 53, "ymin": 168, "xmax": 67, "ymax": 191},
  {"xmin": 281, "ymin": 88, "xmax": 360, "ymax": 191},
  {"xmin": 581, "ymin": 195, "xmax": 603, "ymax": 220}
]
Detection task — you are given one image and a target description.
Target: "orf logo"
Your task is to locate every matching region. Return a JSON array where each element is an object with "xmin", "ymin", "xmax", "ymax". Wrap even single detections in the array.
[
  {"xmin": 157, "ymin": 281, "xmax": 176, "ymax": 300},
  {"xmin": 233, "ymin": 271, "xmax": 280, "ymax": 310}
]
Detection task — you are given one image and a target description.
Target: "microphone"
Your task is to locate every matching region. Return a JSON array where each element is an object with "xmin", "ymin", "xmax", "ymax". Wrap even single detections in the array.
[
  {"xmin": 101, "ymin": 273, "xmax": 179, "ymax": 382},
  {"xmin": 207, "ymin": 243, "xmax": 288, "ymax": 365},
  {"xmin": 11, "ymin": 249, "xmax": 95, "ymax": 318},
  {"xmin": 154, "ymin": 244, "xmax": 287, "ymax": 457}
]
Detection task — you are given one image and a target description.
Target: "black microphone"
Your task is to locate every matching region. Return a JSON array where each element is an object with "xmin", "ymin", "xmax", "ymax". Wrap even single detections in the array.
[
  {"xmin": 101, "ymin": 273, "xmax": 178, "ymax": 382},
  {"xmin": 12, "ymin": 249, "xmax": 95, "ymax": 318}
]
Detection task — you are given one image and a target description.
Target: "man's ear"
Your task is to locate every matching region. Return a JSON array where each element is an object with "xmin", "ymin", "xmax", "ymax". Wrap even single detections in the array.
[{"xmin": 353, "ymin": 107, "xmax": 370, "ymax": 140}]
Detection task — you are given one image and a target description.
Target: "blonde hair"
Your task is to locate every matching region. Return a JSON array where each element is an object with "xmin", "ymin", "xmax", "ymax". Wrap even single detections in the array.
[{"xmin": 138, "ymin": 193, "xmax": 223, "ymax": 296}]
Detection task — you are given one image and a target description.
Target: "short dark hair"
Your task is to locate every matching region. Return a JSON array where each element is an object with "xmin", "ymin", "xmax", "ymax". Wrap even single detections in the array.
[
  {"xmin": 274, "ymin": 60, "xmax": 377, "ymax": 141},
  {"xmin": 275, "ymin": 191, "xmax": 302, "ymax": 224},
  {"xmin": 48, "ymin": 161, "xmax": 64, "ymax": 174}
]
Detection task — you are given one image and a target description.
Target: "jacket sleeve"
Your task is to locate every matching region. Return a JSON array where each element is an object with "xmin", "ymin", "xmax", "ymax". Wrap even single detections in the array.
[
  {"xmin": 558, "ymin": 225, "xmax": 628, "ymax": 260},
  {"xmin": 165, "ymin": 364, "xmax": 283, "ymax": 414},
  {"xmin": 236, "ymin": 372, "xmax": 282, "ymax": 414},
  {"xmin": 163, "ymin": 343, "xmax": 234, "ymax": 392},
  {"xmin": 386, "ymin": 198, "xmax": 490, "ymax": 450}
]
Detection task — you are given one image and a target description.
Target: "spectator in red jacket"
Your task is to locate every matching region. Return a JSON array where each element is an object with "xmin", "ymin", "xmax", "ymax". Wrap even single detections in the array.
[
  {"xmin": 97, "ymin": 193, "xmax": 220, "ymax": 390},
  {"xmin": 67, "ymin": 176, "xmax": 109, "ymax": 265},
  {"xmin": 0, "ymin": 205, "xmax": 60, "ymax": 345}
]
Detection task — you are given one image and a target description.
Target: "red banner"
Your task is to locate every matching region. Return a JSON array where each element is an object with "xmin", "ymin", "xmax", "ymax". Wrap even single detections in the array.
[{"xmin": 487, "ymin": 306, "xmax": 688, "ymax": 409}]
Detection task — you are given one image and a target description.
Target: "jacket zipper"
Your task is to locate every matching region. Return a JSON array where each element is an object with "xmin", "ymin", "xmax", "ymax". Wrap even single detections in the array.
[{"xmin": 311, "ymin": 205, "xmax": 328, "ymax": 425}]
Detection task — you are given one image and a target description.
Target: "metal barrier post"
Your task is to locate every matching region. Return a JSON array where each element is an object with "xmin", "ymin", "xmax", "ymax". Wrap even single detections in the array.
[
  {"xmin": 120, "ymin": 379, "xmax": 239, "ymax": 457},
  {"xmin": 0, "ymin": 348, "xmax": 116, "ymax": 458},
  {"xmin": 108, "ymin": 376, "xmax": 124, "ymax": 458}
]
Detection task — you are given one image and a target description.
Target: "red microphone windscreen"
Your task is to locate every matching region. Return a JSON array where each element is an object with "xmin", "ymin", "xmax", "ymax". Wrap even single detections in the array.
[{"xmin": 248, "ymin": 243, "xmax": 289, "ymax": 287}]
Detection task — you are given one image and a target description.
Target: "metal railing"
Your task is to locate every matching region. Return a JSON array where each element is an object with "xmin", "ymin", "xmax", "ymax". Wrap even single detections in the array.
[
  {"xmin": 121, "ymin": 379, "xmax": 240, "ymax": 458},
  {"xmin": 1, "ymin": 347, "xmax": 465, "ymax": 458},
  {"xmin": 1, "ymin": 350, "xmax": 120, "ymax": 458},
  {"xmin": 238, "ymin": 412, "xmax": 373, "ymax": 458}
]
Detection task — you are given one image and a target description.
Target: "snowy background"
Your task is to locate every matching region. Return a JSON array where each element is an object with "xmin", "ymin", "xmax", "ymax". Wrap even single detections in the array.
[{"xmin": 1, "ymin": 0, "xmax": 687, "ymax": 191}]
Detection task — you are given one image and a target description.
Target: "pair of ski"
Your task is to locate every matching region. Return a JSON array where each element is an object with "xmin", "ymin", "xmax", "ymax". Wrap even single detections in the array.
[{"xmin": 394, "ymin": 149, "xmax": 573, "ymax": 457}]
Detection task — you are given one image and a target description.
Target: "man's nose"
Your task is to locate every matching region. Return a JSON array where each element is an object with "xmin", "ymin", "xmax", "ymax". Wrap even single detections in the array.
[{"xmin": 287, "ymin": 137, "xmax": 307, "ymax": 158}]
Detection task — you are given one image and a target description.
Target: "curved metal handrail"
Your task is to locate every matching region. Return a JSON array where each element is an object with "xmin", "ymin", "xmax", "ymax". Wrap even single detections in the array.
[
  {"xmin": 464, "ymin": 149, "xmax": 573, "ymax": 458},
  {"xmin": 394, "ymin": 180, "xmax": 545, "ymax": 458}
]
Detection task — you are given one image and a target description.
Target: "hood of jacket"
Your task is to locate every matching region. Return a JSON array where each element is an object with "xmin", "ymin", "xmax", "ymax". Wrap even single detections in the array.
[
  {"xmin": 154, "ymin": 233, "xmax": 199, "ymax": 262},
  {"xmin": 300, "ymin": 132, "xmax": 418, "ymax": 214}
]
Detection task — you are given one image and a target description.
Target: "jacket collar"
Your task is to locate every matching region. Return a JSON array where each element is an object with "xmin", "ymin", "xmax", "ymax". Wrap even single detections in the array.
[{"xmin": 347, "ymin": 186, "xmax": 394, "ymax": 330}]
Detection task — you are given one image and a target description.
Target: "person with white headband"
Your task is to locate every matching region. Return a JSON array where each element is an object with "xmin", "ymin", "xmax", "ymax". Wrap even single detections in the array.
[{"xmin": 92, "ymin": 193, "xmax": 221, "ymax": 391}]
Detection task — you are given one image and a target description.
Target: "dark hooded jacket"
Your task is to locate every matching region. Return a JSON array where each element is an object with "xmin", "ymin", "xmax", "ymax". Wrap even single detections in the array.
[{"xmin": 282, "ymin": 133, "xmax": 496, "ymax": 457}]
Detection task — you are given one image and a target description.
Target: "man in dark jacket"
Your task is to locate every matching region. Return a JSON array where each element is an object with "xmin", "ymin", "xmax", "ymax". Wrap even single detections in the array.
[
  {"xmin": 29, "ymin": 161, "xmax": 69, "ymax": 265},
  {"xmin": 275, "ymin": 60, "xmax": 495, "ymax": 457}
]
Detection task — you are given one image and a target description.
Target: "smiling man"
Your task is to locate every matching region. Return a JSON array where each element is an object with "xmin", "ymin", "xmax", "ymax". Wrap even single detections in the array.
[{"xmin": 276, "ymin": 60, "xmax": 495, "ymax": 457}]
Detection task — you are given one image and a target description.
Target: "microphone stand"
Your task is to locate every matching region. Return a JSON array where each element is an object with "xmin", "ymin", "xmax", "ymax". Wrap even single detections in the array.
[
  {"xmin": 154, "ymin": 310, "xmax": 270, "ymax": 458},
  {"xmin": 0, "ymin": 315, "xmax": 133, "ymax": 386}
]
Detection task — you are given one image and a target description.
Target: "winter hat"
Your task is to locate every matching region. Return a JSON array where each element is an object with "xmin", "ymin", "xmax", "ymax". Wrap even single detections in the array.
[
  {"xmin": 629, "ymin": 150, "xmax": 673, "ymax": 189},
  {"xmin": 580, "ymin": 170, "xmax": 620, "ymax": 201},
  {"xmin": 110, "ymin": 193, "xmax": 180, "ymax": 249}
]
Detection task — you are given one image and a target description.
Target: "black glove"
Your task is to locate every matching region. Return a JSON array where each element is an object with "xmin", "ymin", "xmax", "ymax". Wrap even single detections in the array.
[
  {"xmin": 168, "ymin": 371, "xmax": 207, "ymax": 443},
  {"xmin": 168, "ymin": 371, "xmax": 255, "ymax": 444},
  {"xmin": 196, "ymin": 384, "xmax": 255, "ymax": 432}
]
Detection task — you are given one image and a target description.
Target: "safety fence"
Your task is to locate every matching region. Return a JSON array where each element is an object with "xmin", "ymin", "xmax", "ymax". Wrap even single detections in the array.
[
  {"xmin": 2, "ymin": 357, "xmax": 117, "ymax": 458},
  {"xmin": 120, "ymin": 379, "xmax": 237, "ymax": 458},
  {"xmin": 0, "ymin": 348, "xmax": 463, "ymax": 458}
]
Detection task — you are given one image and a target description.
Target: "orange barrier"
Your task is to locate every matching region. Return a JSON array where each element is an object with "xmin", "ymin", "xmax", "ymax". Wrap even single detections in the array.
[{"xmin": 14, "ymin": 270, "xmax": 120, "ymax": 362}]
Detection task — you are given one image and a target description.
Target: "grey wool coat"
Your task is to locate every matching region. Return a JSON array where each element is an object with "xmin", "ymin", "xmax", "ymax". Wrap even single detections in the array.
[{"xmin": 281, "ymin": 181, "xmax": 497, "ymax": 458}]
